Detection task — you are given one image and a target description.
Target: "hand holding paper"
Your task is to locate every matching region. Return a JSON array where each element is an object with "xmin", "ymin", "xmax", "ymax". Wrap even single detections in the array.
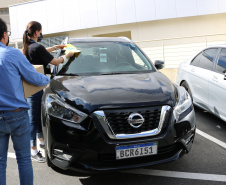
[
  {"xmin": 64, "ymin": 44, "xmax": 81, "ymax": 58},
  {"xmin": 55, "ymin": 44, "xmax": 67, "ymax": 50}
]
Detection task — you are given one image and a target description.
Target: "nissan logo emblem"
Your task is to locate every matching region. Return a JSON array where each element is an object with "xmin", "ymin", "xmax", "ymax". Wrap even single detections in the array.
[{"xmin": 127, "ymin": 113, "xmax": 145, "ymax": 128}]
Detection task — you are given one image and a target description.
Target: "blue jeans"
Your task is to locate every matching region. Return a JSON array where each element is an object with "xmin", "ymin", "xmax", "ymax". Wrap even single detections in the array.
[
  {"xmin": 0, "ymin": 108, "xmax": 33, "ymax": 185},
  {"xmin": 27, "ymin": 90, "xmax": 43, "ymax": 147}
]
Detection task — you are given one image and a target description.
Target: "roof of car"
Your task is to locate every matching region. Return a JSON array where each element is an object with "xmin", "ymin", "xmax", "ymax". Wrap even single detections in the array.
[
  {"xmin": 203, "ymin": 45, "xmax": 226, "ymax": 49},
  {"xmin": 68, "ymin": 37, "xmax": 133, "ymax": 43}
]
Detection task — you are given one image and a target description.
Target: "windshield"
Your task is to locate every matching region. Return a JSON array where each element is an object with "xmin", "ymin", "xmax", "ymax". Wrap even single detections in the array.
[{"xmin": 58, "ymin": 41, "xmax": 155, "ymax": 75}]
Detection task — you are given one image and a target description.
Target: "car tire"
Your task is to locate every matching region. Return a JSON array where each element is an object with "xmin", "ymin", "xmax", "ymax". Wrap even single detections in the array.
[{"xmin": 181, "ymin": 81, "xmax": 193, "ymax": 102}]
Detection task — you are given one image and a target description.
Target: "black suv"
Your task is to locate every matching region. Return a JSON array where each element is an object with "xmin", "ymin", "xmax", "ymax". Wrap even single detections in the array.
[{"xmin": 42, "ymin": 37, "xmax": 195, "ymax": 172}]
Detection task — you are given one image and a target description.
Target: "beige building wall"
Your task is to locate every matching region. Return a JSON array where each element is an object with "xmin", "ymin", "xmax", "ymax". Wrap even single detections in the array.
[{"xmin": 136, "ymin": 13, "xmax": 226, "ymax": 66}]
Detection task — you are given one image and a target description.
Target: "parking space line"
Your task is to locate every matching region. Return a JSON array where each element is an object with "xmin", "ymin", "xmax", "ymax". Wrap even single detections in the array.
[
  {"xmin": 196, "ymin": 129, "xmax": 226, "ymax": 149},
  {"xmin": 122, "ymin": 169, "xmax": 226, "ymax": 182}
]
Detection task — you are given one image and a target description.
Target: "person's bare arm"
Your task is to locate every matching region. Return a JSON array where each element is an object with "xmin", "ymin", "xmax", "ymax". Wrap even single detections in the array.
[
  {"xmin": 50, "ymin": 51, "xmax": 75, "ymax": 66},
  {"xmin": 46, "ymin": 45, "xmax": 66, "ymax": 53}
]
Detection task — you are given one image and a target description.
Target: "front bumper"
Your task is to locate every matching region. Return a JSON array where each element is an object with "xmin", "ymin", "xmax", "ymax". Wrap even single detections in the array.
[{"xmin": 42, "ymin": 105, "xmax": 195, "ymax": 173}]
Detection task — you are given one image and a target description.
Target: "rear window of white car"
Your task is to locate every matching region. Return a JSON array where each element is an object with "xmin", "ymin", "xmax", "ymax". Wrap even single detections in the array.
[
  {"xmin": 216, "ymin": 48, "xmax": 226, "ymax": 74},
  {"xmin": 191, "ymin": 48, "xmax": 218, "ymax": 71}
]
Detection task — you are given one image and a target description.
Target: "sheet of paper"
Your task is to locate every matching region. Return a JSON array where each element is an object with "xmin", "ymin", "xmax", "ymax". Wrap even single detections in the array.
[{"xmin": 64, "ymin": 44, "xmax": 81, "ymax": 58}]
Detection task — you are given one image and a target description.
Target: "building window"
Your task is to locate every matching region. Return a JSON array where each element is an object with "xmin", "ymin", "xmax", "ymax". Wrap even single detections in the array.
[
  {"xmin": 39, "ymin": 35, "xmax": 67, "ymax": 57},
  {"xmin": 0, "ymin": 8, "xmax": 9, "ymax": 15}
]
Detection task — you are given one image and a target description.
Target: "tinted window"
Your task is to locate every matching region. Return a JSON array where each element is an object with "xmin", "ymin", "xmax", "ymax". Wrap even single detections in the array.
[
  {"xmin": 198, "ymin": 49, "xmax": 218, "ymax": 70},
  {"xmin": 191, "ymin": 53, "xmax": 202, "ymax": 66},
  {"xmin": 216, "ymin": 48, "xmax": 226, "ymax": 73},
  {"xmin": 203, "ymin": 49, "xmax": 217, "ymax": 61}
]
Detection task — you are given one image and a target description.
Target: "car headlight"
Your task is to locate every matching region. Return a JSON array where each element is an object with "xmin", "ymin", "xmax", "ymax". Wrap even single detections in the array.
[
  {"xmin": 45, "ymin": 94, "xmax": 88, "ymax": 129},
  {"xmin": 174, "ymin": 86, "xmax": 193, "ymax": 122}
]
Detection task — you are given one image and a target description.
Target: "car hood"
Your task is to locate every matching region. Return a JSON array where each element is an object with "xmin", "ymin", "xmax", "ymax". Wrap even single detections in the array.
[{"xmin": 50, "ymin": 72, "xmax": 176, "ymax": 114}]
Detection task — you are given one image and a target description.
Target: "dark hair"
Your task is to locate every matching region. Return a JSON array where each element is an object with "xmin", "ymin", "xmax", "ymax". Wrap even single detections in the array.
[
  {"xmin": 23, "ymin": 21, "xmax": 42, "ymax": 58},
  {"xmin": 0, "ymin": 18, "xmax": 7, "ymax": 41}
]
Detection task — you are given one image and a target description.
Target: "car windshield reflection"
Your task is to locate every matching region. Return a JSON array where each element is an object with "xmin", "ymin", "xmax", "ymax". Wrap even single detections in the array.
[{"xmin": 58, "ymin": 42, "xmax": 154, "ymax": 75}]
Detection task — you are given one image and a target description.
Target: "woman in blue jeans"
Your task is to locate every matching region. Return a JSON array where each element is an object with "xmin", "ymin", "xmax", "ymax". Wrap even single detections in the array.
[
  {"xmin": 27, "ymin": 90, "xmax": 45, "ymax": 162},
  {"xmin": 22, "ymin": 21, "xmax": 74, "ymax": 162}
]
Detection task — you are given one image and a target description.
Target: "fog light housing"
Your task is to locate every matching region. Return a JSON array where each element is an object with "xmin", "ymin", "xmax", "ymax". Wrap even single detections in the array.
[
  {"xmin": 175, "ymin": 122, "xmax": 191, "ymax": 138},
  {"xmin": 53, "ymin": 149, "xmax": 73, "ymax": 161}
]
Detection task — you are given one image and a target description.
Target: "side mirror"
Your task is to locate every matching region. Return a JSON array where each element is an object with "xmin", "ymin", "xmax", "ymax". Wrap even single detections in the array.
[{"xmin": 154, "ymin": 60, "xmax": 165, "ymax": 70}]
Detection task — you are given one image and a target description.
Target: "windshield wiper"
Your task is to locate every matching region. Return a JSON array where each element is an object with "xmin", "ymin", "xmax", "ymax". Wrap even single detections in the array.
[
  {"xmin": 58, "ymin": 73, "xmax": 80, "ymax": 76},
  {"xmin": 100, "ymin": 72, "xmax": 133, "ymax": 75}
]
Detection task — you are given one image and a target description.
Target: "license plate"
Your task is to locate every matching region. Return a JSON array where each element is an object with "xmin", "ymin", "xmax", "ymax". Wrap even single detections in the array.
[{"xmin": 116, "ymin": 142, "xmax": 158, "ymax": 160}]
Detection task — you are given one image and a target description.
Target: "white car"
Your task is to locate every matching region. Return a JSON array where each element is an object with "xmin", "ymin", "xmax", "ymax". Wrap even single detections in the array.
[{"xmin": 176, "ymin": 45, "xmax": 226, "ymax": 122}]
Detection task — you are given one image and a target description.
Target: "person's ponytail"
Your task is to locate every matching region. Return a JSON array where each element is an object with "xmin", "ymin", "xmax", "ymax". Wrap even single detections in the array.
[
  {"xmin": 22, "ymin": 30, "xmax": 30, "ymax": 58},
  {"xmin": 22, "ymin": 21, "xmax": 42, "ymax": 59}
]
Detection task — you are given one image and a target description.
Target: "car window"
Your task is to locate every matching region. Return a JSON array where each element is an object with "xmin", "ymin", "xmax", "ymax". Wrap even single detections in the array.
[
  {"xmin": 132, "ymin": 50, "xmax": 149, "ymax": 70},
  {"xmin": 197, "ymin": 48, "xmax": 218, "ymax": 70},
  {"xmin": 190, "ymin": 53, "xmax": 202, "ymax": 66},
  {"xmin": 216, "ymin": 48, "xmax": 226, "ymax": 74},
  {"xmin": 58, "ymin": 42, "xmax": 154, "ymax": 75}
]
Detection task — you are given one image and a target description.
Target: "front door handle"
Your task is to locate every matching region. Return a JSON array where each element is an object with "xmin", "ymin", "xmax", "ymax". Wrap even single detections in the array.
[{"xmin": 212, "ymin": 76, "xmax": 218, "ymax": 82}]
